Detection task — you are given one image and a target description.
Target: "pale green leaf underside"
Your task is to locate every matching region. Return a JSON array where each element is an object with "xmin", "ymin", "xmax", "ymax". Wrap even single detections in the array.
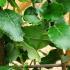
[
  {"xmin": 48, "ymin": 23, "xmax": 70, "ymax": 50},
  {"xmin": 0, "ymin": 9, "xmax": 24, "ymax": 42}
]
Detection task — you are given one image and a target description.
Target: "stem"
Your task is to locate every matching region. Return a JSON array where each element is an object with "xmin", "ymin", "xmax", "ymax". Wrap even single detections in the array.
[
  {"xmin": 31, "ymin": 0, "xmax": 35, "ymax": 8},
  {"xmin": 34, "ymin": 59, "xmax": 36, "ymax": 65},
  {"xmin": 62, "ymin": 63, "xmax": 66, "ymax": 70},
  {"xmin": 6, "ymin": 3, "xmax": 9, "ymax": 9},
  {"xmin": 30, "ymin": 60, "xmax": 33, "ymax": 65},
  {"xmin": 12, "ymin": 61, "xmax": 70, "ymax": 68},
  {"xmin": 61, "ymin": 50, "xmax": 66, "ymax": 70},
  {"xmin": 39, "ymin": 67, "xmax": 41, "ymax": 70},
  {"xmin": 28, "ymin": 64, "xmax": 61, "ymax": 68},
  {"xmin": 39, "ymin": 50, "xmax": 47, "ymax": 56},
  {"xmin": 20, "ymin": 56, "xmax": 24, "ymax": 65}
]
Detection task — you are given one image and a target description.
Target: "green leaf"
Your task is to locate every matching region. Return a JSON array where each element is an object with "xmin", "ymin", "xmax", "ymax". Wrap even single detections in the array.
[
  {"xmin": 48, "ymin": 23, "xmax": 70, "ymax": 50},
  {"xmin": 31, "ymin": 0, "xmax": 42, "ymax": 3},
  {"xmin": 41, "ymin": 2, "xmax": 64, "ymax": 21},
  {"xmin": 40, "ymin": 49, "xmax": 62, "ymax": 64},
  {"xmin": 24, "ymin": 6, "xmax": 37, "ymax": 15},
  {"xmin": 16, "ymin": 42, "xmax": 41, "ymax": 62},
  {"xmin": 0, "ymin": 0, "xmax": 6, "ymax": 7},
  {"xmin": 67, "ymin": 66, "xmax": 70, "ymax": 70},
  {"xmin": 23, "ymin": 63, "xmax": 29, "ymax": 70},
  {"xmin": 23, "ymin": 15, "xmax": 40, "ymax": 25},
  {"xmin": 0, "ymin": 66, "xmax": 11, "ymax": 70},
  {"xmin": 0, "ymin": 30, "xmax": 3, "ymax": 38},
  {"xmin": 7, "ymin": 0, "xmax": 18, "ymax": 8},
  {"xmin": 55, "ymin": 17, "xmax": 66, "ymax": 24},
  {"xmin": 23, "ymin": 25, "xmax": 49, "ymax": 50},
  {"xmin": 0, "ymin": 9, "xmax": 24, "ymax": 42},
  {"xmin": 24, "ymin": 42, "xmax": 41, "ymax": 62},
  {"xmin": 19, "ymin": 0, "xmax": 28, "ymax": 2},
  {"xmin": 5, "ymin": 43, "xmax": 20, "ymax": 62},
  {"xmin": 56, "ymin": 0, "xmax": 70, "ymax": 12},
  {"xmin": 23, "ymin": 6, "xmax": 40, "ymax": 25},
  {"xmin": 19, "ymin": 49, "xmax": 28, "ymax": 62}
]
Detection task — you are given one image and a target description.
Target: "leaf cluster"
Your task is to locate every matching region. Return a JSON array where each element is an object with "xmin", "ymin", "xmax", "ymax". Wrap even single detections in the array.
[{"xmin": 0, "ymin": 0, "xmax": 70, "ymax": 69}]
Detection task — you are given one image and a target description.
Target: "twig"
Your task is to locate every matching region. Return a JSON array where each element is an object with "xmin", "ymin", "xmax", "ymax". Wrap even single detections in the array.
[
  {"xmin": 34, "ymin": 59, "xmax": 36, "ymax": 65},
  {"xmin": 12, "ymin": 61, "xmax": 70, "ymax": 68},
  {"xmin": 28, "ymin": 64, "xmax": 62, "ymax": 68},
  {"xmin": 30, "ymin": 60, "xmax": 33, "ymax": 65},
  {"xmin": 39, "ymin": 50, "xmax": 47, "ymax": 56},
  {"xmin": 62, "ymin": 63, "xmax": 66, "ymax": 70},
  {"xmin": 6, "ymin": 3, "xmax": 9, "ymax": 9}
]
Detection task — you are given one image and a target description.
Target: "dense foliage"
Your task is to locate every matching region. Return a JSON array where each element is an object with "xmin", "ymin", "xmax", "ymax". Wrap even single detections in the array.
[{"xmin": 0, "ymin": 0, "xmax": 70, "ymax": 70}]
